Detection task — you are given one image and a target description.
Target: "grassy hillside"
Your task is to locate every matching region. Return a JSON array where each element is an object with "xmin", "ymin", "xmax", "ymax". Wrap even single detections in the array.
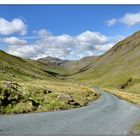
[
  {"xmin": 1, "ymin": 30, "xmax": 140, "ymax": 114},
  {"xmin": 63, "ymin": 56, "xmax": 98, "ymax": 75},
  {"xmin": 38, "ymin": 55, "xmax": 98, "ymax": 76},
  {"xmin": 0, "ymin": 80, "xmax": 98, "ymax": 114},
  {"xmin": 0, "ymin": 50, "xmax": 69, "ymax": 82},
  {"xmin": 38, "ymin": 56, "xmax": 65, "ymax": 65},
  {"xmin": 70, "ymin": 31, "xmax": 140, "ymax": 93},
  {"xmin": 0, "ymin": 50, "xmax": 98, "ymax": 114}
]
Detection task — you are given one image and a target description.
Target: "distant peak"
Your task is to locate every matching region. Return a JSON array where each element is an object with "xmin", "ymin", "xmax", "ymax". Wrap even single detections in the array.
[{"xmin": 38, "ymin": 56, "xmax": 62, "ymax": 61}]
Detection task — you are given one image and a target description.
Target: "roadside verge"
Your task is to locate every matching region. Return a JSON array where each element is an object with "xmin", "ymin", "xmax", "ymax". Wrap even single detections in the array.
[{"xmin": 103, "ymin": 87, "xmax": 140, "ymax": 105}]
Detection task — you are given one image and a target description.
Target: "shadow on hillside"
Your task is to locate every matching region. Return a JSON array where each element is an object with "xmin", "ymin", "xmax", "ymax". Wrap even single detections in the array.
[
  {"xmin": 42, "ymin": 63, "xmax": 93, "ymax": 79},
  {"xmin": 43, "ymin": 70, "xmax": 59, "ymax": 77}
]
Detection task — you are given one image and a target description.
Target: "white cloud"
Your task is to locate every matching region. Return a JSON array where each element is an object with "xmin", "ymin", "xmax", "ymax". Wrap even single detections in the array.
[
  {"xmin": 95, "ymin": 43, "xmax": 114, "ymax": 52},
  {"xmin": 3, "ymin": 37, "xmax": 27, "ymax": 45},
  {"xmin": 34, "ymin": 29, "xmax": 52, "ymax": 37},
  {"xmin": 120, "ymin": 12, "xmax": 140, "ymax": 26},
  {"xmin": 107, "ymin": 18, "xmax": 117, "ymax": 26},
  {"xmin": 107, "ymin": 11, "xmax": 140, "ymax": 27},
  {"xmin": 0, "ymin": 18, "xmax": 27, "ymax": 35},
  {"xmin": 7, "ymin": 44, "xmax": 38, "ymax": 58},
  {"xmin": 7, "ymin": 29, "xmax": 122, "ymax": 60},
  {"xmin": 76, "ymin": 31, "xmax": 108, "ymax": 45}
]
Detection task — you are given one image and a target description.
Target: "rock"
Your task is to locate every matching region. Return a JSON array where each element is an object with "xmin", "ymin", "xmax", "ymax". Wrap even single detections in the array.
[
  {"xmin": 38, "ymin": 105, "xmax": 42, "ymax": 109},
  {"xmin": 43, "ymin": 89, "xmax": 52, "ymax": 94},
  {"xmin": 68, "ymin": 100, "xmax": 80, "ymax": 106},
  {"xmin": 43, "ymin": 90, "xmax": 47, "ymax": 94},
  {"xmin": 57, "ymin": 93, "xmax": 80, "ymax": 106},
  {"xmin": 4, "ymin": 81, "xmax": 19, "ymax": 90},
  {"xmin": 57, "ymin": 93, "xmax": 73, "ymax": 103},
  {"xmin": 29, "ymin": 100, "xmax": 40, "ymax": 108},
  {"xmin": 94, "ymin": 93, "xmax": 98, "ymax": 96},
  {"xmin": 10, "ymin": 74, "xmax": 16, "ymax": 77},
  {"xmin": 48, "ymin": 90, "xmax": 52, "ymax": 93},
  {"xmin": 12, "ymin": 74, "xmax": 16, "ymax": 77}
]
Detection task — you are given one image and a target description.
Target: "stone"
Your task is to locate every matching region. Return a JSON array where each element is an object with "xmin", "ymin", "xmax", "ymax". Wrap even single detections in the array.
[
  {"xmin": 57, "ymin": 93, "xmax": 80, "ymax": 106},
  {"xmin": 4, "ymin": 81, "xmax": 19, "ymax": 89},
  {"xmin": 43, "ymin": 89, "xmax": 52, "ymax": 94},
  {"xmin": 57, "ymin": 93, "xmax": 73, "ymax": 103},
  {"xmin": 68, "ymin": 100, "xmax": 80, "ymax": 106}
]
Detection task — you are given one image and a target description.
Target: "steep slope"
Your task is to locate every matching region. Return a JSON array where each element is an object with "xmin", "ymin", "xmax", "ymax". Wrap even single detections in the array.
[
  {"xmin": 63, "ymin": 56, "xmax": 98, "ymax": 75},
  {"xmin": 71, "ymin": 31, "xmax": 140, "ymax": 93},
  {"xmin": 38, "ymin": 55, "xmax": 98, "ymax": 76},
  {"xmin": 38, "ymin": 56, "xmax": 66, "ymax": 65},
  {"xmin": 0, "ymin": 50, "xmax": 68, "ymax": 81},
  {"xmin": 0, "ymin": 50, "xmax": 98, "ymax": 114},
  {"xmin": 0, "ymin": 51, "xmax": 51, "ymax": 80}
]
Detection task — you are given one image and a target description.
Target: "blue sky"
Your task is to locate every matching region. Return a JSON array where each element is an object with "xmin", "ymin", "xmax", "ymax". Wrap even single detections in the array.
[{"xmin": 0, "ymin": 5, "xmax": 140, "ymax": 60}]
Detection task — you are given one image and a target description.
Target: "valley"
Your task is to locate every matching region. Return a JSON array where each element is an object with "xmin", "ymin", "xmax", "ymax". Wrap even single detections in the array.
[{"xmin": 1, "ymin": 31, "xmax": 140, "ymax": 115}]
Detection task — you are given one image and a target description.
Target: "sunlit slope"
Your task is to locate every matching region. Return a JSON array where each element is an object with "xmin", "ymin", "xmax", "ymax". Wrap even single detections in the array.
[
  {"xmin": 63, "ymin": 56, "xmax": 98, "ymax": 75},
  {"xmin": 0, "ymin": 50, "xmax": 67, "ymax": 82},
  {"xmin": 38, "ymin": 55, "xmax": 98, "ymax": 76},
  {"xmin": 70, "ymin": 31, "xmax": 140, "ymax": 91},
  {"xmin": 0, "ymin": 51, "xmax": 98, "ymax": 114}
]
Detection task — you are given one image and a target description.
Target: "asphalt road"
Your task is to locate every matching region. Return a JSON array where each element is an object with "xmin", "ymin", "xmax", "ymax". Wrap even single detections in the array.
[{"xmin": 0, "ymin": 88, "xmax": 140, "ymax": 135}]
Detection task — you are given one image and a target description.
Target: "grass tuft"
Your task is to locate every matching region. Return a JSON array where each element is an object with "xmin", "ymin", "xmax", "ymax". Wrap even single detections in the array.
[{"xmin": 0, "ymin": 80, "xmax": 99, "ymax": 114}]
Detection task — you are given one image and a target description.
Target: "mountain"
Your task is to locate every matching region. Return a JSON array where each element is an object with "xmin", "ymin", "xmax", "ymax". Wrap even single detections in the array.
[
  {"xmin": 0, "ymin": 50, "xmax": 67, "ymax": 81},
  {"xmin": 38, "ymin": 55, "xmax": 98, "ymax": 75},
  {"xmin": 1, "ymin": 30, "xmax": 140, "ymax": 114},
  {"xmin": 70, "ymin": 31, "xmax": 140, "ymax": 94},
  {"xmin": 0, "ymin": 50, "xmax": 98, "ymax": 114},
  {"xmin": 38, "ymin": 56, "xmax": 68, "ymax": 65},
  {"xmin": 62, "ymin": 56, "xmax": 98, "ymax": 75},
  {"xmin": 1, "ymin": 30, "xmax": 140, "ymax": 90}
]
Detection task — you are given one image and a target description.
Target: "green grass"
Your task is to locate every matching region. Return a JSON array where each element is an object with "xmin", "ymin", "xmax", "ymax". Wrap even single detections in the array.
[
  {"xmin": 0, "ymin": 50, "xmax": 99, "ymax": 114},
  {"xmin": 62, "ymin": 56, "xmax": 97, "ymax": 75},
  {"xmin": 1, "ymin": 31, "xmax": 140, "ymax": 114},
  {"xmin": 0, "ymin": 80, "xmax": 98, "ymax": 114},
  {"xmin": 68, "ymin": 31, "xmax": 140, "ymax": 93},
  {"xmin": 0, "ymin": 50, "xmax": 68, "ymax": 82},
  {"xmin": 103, "ymin": 87, "xmax": 140, "ymax": 105}
]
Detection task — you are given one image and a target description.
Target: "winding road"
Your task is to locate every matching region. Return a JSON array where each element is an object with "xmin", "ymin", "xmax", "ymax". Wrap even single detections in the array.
[{"xmin": 0, "ymin": 88, "xmax": 140, "ymax": 135}]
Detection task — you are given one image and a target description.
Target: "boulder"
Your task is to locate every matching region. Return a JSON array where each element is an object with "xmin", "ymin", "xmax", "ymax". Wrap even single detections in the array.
[
  {"xmin": 57, "ymin": 93, "xmax": 80, "ymax": 106},
  {"xmin": 43, "ymin": 89, "xmax": 52, "ymax": 94},
  {"xmin": 4, "ymin": 81, "xmax": 19, "ymax": 90},
  {"xmin": 68, "ymin": 100, "xmax": 80, "ymax": 106},
  {"xmin": 57, "ymin": 93, "xmax": 73, "ymax": 103}
]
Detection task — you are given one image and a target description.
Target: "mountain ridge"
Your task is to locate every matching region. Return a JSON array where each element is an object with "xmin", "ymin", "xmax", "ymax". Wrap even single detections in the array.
[
  {"xmin": 1, "ymin": 30, "xmax": 140, "ymax": 114},
  {"xmin": 70, "ymin": 30, "xmax": 140, "ymax": 94},
  {"xmin": 1, "ymin": 30, "xmax": 140, "ymax": 91}
]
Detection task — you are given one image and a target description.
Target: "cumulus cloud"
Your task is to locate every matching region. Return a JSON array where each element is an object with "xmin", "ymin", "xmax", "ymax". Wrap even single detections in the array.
[
  {"xmin": 107, "ymin": 18, "xmax": 117, "ymax": 26},
  {"xmin": 7, "ymin": 29, "xmax": 122, "ymax": 60},
  {"xmin": 3, "ymin": 37, "xmax": 27, "ymax": 45},
  {"xmin": 7, "ymin": 44, "xmax": 39, "ymax": 58},
  {"xmin": 95, "ymin": 43, "xmax": 114, "ymax": 52},
  {"xmin": 76, "ymin": 31, "xmax": 108, "ymax": 45},
  {"xmin": 34, "ymin": 29, "xmax": 52, "ymax": 37},
  {"xmin": 0, "ymin": 18, "xmax": 27, "ymax": 35},
  {"xmin": 107, "ymin": 11, "xmax": 140, "ymax": 27},
  {"xmin": 120, "ymin": 12, "xmax": 140, "ymax": 26}
]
